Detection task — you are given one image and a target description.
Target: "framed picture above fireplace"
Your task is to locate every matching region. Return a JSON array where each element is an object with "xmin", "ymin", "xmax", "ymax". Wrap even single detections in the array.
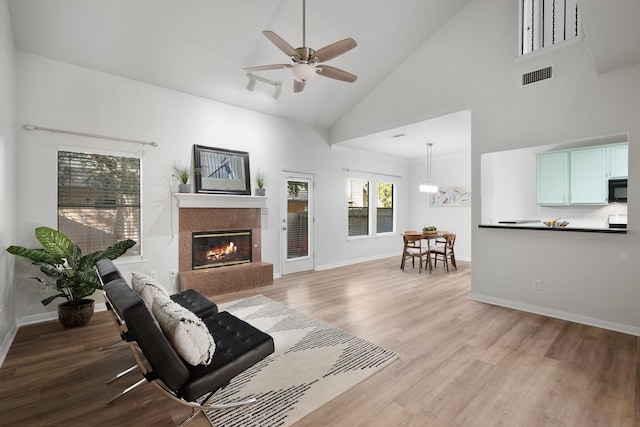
[{"xmin": 193, "ymin": 145, "xmax": 251, "ymax": 195}]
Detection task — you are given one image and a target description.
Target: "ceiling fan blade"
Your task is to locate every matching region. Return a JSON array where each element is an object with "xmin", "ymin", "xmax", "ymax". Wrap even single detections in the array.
[
  {"xmin": 313, "ymin": 38, "xmax": 357, "ymax": 62},
  {"xmin": 316, "ymin": 65, "xmax": 357, "ymax": 83},
  {"xmin": 243, "ymin": 64, "xmax": 292, "ymax": 72},
  {"xmin": 294, "ymin": 80, "xmax": 306, "ymax": 93},
  {"xmin": 263, "ymin": 30, "xmax": 300, "ymax": 60}
]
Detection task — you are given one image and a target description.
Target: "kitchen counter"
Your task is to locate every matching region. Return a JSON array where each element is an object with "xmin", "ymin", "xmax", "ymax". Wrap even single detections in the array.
[{"xmin": 478, "ymin": 223, "xmax": 626, "ymax": 234}]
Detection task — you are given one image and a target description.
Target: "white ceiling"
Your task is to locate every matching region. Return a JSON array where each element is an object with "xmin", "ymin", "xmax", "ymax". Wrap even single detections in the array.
[
  {"xmin": 8, "ymin": 1, "xmax": 634, "ymax": 160},
  {"xmin": 7, "ymin": 0, "xmax": 470, "ymax": 131},
  {"xmin": 7, "ymin": 0, "xmax": 474, "ymax": 160},
  {"xmin": 335, "ymin": 110, "xmax": 471, "ymax": 160}
]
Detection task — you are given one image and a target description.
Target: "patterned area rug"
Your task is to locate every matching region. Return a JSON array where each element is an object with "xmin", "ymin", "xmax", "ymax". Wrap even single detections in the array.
[{"xmin": 204, "ymin": 295, "xmax": 398, "ymax": 426}]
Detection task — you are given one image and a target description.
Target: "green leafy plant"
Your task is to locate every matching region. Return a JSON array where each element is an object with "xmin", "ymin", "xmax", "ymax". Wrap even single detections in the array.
[
  {"xmin": 7, "ymin": 227, "xmax": 136, "ymax": 306},
  {"xmin": 171, "ymin": 161, "xmax": 194, "ymax": 184},
  {"xmin": 255, "ymin": 169, "xmax": 268, "ymax": 189}
]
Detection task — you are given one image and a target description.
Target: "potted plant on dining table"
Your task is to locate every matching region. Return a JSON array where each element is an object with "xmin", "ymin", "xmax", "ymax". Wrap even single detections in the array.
[{"xmin": 7, "ymin": 226, "xmax": 136, "ymax": 328}]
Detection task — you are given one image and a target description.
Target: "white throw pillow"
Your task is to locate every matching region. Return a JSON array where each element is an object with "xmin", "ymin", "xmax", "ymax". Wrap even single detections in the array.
[
  {"xmin": 131, "ymin": 272, "xmax": 169, "ymax": 308},
  {"xmin": 151, "ymin": 295, "xmax": 216, "ymax": 366}
]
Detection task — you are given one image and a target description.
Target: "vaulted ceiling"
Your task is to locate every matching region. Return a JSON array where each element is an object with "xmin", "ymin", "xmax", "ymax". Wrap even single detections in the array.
[
  {"xmin": 7, "ymin": 0, "xmax": 639, "ymax": 160},
  {"xmin": 7, "ymin": 0, "xmax": 470, "ymax": 130}
]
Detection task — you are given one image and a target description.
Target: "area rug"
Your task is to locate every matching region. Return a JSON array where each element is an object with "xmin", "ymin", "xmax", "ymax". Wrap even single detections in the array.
[{"xmin": 203, "ymin": 294, "xmax": 398, "ymax": 427}]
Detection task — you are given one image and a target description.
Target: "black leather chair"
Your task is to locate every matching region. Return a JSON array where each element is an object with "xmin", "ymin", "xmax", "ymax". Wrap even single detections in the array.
[
  {"xmin": 96, "ymin": 259, "xmax": 219, "ymax": 403},
  {"xmin": 96, "ymin": 259, "xmax": 219, "ymax": 319},
  {"xmin": 103, "ymin": 278, "xmax": 274, "ymax": 425}
]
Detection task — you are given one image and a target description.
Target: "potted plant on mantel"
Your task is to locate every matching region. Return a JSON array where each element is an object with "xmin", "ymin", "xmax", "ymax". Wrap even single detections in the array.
[
  {"xmin": 7, "ymin": 226, "xmax": 136, "ymax": 328},
  {"xmin": 172, "ymin": 161, "xmax": 195, "ymax": 193},
  {"xmin": 255, "ymin": 169, "xmax": 267, "ymax": 196}
]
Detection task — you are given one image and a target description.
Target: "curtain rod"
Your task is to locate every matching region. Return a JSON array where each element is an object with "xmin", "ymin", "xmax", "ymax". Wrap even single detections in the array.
[
  {"xmin": 342, "ymin": 168, "xmax": 401, "ymax": 179},
  {"xmin": 23, "ymin": 124, "xmax": 158, "ymax": 147}
]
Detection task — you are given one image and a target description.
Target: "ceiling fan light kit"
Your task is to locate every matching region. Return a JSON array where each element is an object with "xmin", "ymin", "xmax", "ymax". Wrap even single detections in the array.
[
  {"xmin": 292, "ymin": 63, "xmax": 316, "ymax": 82},
  {"xmin": 244, "ymin": 0, "xmax": 357, "ymax": 93}
]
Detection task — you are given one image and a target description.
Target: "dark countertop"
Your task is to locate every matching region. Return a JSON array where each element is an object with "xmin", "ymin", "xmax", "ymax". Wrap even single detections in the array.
[{"xmin": 478, "ymin": 224, "xmax": 627, "ymax": 234}]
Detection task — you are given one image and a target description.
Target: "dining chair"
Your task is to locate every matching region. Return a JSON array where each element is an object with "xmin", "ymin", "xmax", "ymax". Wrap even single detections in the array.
[
  {"xmin": 429, "ymin": 233, "xmax": 457, "ymax": 272},
  {"xmin": 403, "ymin": 230, "xmax": 419, "ymax": 248},
  {"xmin": 401, "ymin": 233, "xmax": 431, "ymax": 274}
]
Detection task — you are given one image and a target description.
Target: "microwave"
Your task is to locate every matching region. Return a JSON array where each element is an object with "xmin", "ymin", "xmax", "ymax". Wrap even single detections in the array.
[{"xmin": 608, "ymin": 178, "xmax": 628, "ymax": 203}]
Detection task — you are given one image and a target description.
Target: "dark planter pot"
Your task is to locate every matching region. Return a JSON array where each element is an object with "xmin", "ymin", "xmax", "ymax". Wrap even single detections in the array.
[{"xmin": 58, "ymin": 299, "xmax": 95, "ymax": 328}]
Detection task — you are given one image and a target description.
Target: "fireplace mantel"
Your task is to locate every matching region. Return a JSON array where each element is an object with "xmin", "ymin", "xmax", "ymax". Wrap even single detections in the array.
[{"xmin": 174, "ymin": 193, "xmax": 267, "ymax": 209}]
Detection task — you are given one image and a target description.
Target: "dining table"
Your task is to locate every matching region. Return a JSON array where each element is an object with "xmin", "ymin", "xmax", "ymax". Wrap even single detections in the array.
[{"xmin": 404, "ymin": 230, "xmax": 450, "ymax": 272}]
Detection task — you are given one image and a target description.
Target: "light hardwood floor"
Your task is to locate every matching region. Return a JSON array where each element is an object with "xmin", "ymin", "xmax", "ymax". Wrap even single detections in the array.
[{"xmin": 1, "ymin": 257, "xmax": 638, "ymax": 426}]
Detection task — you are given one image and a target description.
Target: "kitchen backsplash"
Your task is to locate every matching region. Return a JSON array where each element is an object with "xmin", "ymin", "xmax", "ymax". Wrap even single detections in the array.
[{"xmin": 538, "ymin": 203, "xmax": 627, "ymax": 228}]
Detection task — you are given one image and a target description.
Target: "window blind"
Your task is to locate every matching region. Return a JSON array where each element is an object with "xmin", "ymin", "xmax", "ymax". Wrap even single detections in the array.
[
  {"xmin": 348, "ymin": 179, "xmax": 369, "ymax": 237},
  {"xmin": 58, "ymin": 150, "xmax": 141, "ymax": 256}
]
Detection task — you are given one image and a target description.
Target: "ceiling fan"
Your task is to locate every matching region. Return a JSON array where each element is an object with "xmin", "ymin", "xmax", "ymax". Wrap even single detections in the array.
[{"xmin": 244, "ymin": 0, "xmax": 357, "ymax": 93}]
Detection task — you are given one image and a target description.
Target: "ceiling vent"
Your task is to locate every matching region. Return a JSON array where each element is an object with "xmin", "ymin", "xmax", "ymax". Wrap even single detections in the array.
[{"xmin": 522, "ymin": 66, "xmax": 553, "ymax": 86}]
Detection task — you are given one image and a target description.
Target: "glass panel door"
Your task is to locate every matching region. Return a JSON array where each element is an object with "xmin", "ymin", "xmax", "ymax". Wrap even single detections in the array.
[{"xmin": 281, "ymin": 172, "xmax": 314, "ymax": 275}]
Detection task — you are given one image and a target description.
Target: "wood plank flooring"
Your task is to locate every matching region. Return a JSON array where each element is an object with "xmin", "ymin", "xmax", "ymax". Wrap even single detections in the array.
[{"xmin": 1, "ymin": 257, "xmax": 638, "ymax": 426}]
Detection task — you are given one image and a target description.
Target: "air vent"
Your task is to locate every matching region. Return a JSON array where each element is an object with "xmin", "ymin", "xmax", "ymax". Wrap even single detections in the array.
[{"xmin": 522, "ymin": 66, "xmax": 553, "ymax": 86}]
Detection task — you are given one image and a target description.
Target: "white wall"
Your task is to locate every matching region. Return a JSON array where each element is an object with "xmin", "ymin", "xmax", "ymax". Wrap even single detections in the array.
[
  {"xmin": 331, "ymin": 0, "xmax": 640, "ymax": 334},
  {"xmin": 0, "ymin": 0, "xmax": 17, "ymax": 363},
  {"xmin": 410, "ymin": 152, "xmax": 471, "ymax": 261},
  {"xmin": 12, "ymin": 52, "xmax": 411, "ymax": 322}
]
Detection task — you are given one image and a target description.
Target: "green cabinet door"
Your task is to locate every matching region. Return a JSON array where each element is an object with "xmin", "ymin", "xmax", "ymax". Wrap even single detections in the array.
[
  {"xmin": 570, "ymin": 147, "xmax": 607, "ymax": 204},
  {"xmin": 537, "ymin": 151, "xmax": 569, "ymax": 205},
  {"xmin": 609, "ymin": 143, "xmax": 628, "ymax": 178}
]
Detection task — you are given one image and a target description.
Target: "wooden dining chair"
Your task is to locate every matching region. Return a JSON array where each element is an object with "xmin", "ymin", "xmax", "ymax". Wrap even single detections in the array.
[
  {"xmin": 401, "ymin": 233, "xmax": 430, "ymax": 274},
  {"xmin": 429, "ymin": 233, "xmax": 457, "ymax": 272},
  {"xmin": 403, "ymin": 230, "xmax": 419, "ymax": 248}
]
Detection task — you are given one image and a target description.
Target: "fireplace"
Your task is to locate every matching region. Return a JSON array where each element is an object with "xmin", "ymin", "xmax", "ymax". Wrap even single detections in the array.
[
  {"xmin": 192, "ymin": 229, "xmax": 252, "ymax": 270},
  {"xmin": 177, "ymin": 203, "xmax": 273, "ymax": 297}
]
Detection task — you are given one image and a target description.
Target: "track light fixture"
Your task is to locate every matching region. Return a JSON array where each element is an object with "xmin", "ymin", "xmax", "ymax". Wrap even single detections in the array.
[
  {"xmin": 246, "ymin": 73, "xmax": 283, "ymax": 100},
  {"xmin": 246, "ymin": 76, "xmax": 257, "ymax": 91}
]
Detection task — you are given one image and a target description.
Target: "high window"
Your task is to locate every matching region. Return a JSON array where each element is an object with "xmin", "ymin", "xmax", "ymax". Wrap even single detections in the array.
[
  {"xmin": 520, "ymin": 0, "xmax": 582, "ymax": 55},
  {"xmin": 347, "ymin": 178, "xmax": 396, "ymax": 238},
  {"xmin": 58, "ymin": 149, "xmax": 141, "ymax": 257}
]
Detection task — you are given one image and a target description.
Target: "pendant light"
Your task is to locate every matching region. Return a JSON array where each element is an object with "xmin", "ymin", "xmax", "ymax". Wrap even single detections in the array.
[{"xmin": 419, "ymin": 143, "xmax": 438, "ymax": 193}]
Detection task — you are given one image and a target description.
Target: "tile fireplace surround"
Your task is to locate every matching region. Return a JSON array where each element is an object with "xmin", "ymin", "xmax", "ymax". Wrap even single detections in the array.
[{"xmin": 176, "ymin": 194, "xmax": 273, "ymax": 297}]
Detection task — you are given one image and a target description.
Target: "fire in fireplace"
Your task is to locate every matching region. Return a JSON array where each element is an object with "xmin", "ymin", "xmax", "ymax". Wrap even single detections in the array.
[{"xmin": 192, "ymin": 229, "xmax": 252, "ymax": 270}]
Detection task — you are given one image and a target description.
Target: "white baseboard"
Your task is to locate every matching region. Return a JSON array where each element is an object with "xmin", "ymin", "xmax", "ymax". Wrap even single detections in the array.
[
  {"xmin": 16, "ymin": 302, "xmax": 108, "ymax": 326},
  {"xmin": 0, "ymin": 323, "xmax": 19, "ymax": 368},
  {"xmin": 468, "ymin": 292, "xmax": 640, "ymax": 337},
  {"xmin": 315, "ymin": 252, "xmax": 399, "ymax": 271},
  {"xmin": 0, "ymin": 302, "xmax": 108, "ymax": 368}
]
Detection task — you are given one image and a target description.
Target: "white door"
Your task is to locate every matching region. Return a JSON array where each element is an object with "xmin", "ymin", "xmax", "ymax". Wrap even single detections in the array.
[{"xmin": 280, "ymin": 172, "xmax": 314, "ymax": 275}]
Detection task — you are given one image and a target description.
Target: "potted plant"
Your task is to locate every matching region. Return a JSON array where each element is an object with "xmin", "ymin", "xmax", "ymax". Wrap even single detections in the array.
[
  {"xmin": 255, "ymin": 169, "xmax": 267, "ymax": 196},
  {"xmin": 7, "ymin": 226, "xmax": 136, "ymax": 328},
  {"xmin": 172, "ymin": 161, "xmax": 195, "ymax": 193}
]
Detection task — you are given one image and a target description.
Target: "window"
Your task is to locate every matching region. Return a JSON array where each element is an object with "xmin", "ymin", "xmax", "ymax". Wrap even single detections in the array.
[
  {"xmin": 348, "ymin": 179, "xmax": 369, "ymax": 237},
  {"xmin": 521, "ymin": 0, "xmax": 581, "ymax": 55},
  {"xmin": 376, "ymin": 182, "xmax": 394, "ymax": 234},
  {"xmin": 58, "ymin": 150, "xmax": 141, "ymax": 257},
  {"xmin": 347, "ymin": 178, "xmax": 396, "ymax": 238}
]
